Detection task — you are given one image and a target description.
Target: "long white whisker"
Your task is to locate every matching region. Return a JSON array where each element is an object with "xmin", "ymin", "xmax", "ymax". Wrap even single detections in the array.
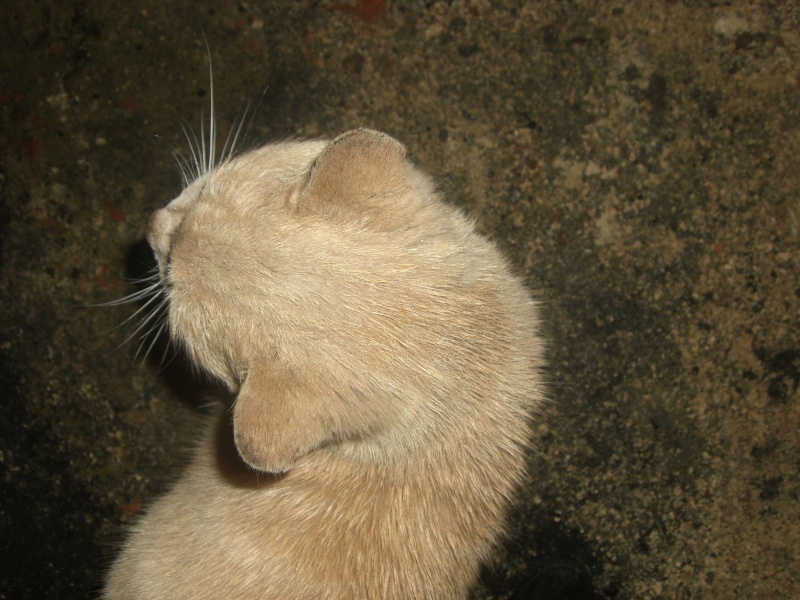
[
  {"xmin": 114, "ymin": 290, "xmax": 167, "ymax": 328},
  {"xmin": 177, "ymin": 115, "xmax": 203, "ymax": 182},
  {"xmin": 242, "ymin": 84, "xmax": 269, "ymax": 147},
  {"xmin": 219, "ymin": 110, "xmax": 239, "ymax": 165},
  {"xmin": 221, "ymin": 102, "xmax": 250, "ymax": 165},
  {"xmin": 118, "ymin": 290, "xmax": 167, "ymax": 339},
  {"xmin": 204, "ymin": 34, "xmax": 216, "ymax": 174},
  {"xmin": 135, "ymin": 270, "xmax": 161, "ymax": 283},
  {"xmin": 102, "ymin": 279, "xmax": 161, "ymax": 304},
  {"xmin": 170, "ymin": 148, "xmax": 191, "ymax": 187},
  {"xmin": 120, "ymin": 303, "xmax": 168, "ymax": 351},
  {"xmin": 199, "ymin": 110, "xmax": 208, "ymax": 177},
  {"xmin": 90, "ymin": 279, "xmax": 161, "ymax": 308},
  {"xmin": 131, "ymin": 309, "xmax": 169, "ymax": 361},
  {"xmin": 155, "ymin": 330, "xmax": 178, "ymax": 374},
  {"xmin": 136, "ymin": 319, "xmax": 169, "ymax": 365}
]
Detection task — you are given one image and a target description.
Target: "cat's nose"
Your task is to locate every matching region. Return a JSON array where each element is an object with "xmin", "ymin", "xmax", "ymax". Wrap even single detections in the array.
[
  {"xmin": 146, "ymin": 209, "xmax": 172, "ymax": 267},
  {"xmin": 146, "ymin": 210, "xmax": 158, "ymax": 243}
]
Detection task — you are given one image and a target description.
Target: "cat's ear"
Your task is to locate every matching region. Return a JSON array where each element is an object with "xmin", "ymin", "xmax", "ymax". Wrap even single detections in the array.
[
  {"xmin": 232, "ymin": 362, "xmax": 334, "ymax": 474},
  {"xmin": 291, "ymin": 129, "xmax": 410, "ymax": 215},
  {"xmin": 232, "ymin": 360, "xmax": 398, "ymax": 473}
]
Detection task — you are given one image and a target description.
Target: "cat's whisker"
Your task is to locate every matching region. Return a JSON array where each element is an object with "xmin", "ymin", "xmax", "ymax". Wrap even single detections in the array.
[
  {"xmin": 110, "ymin": 312, "xmax": 160, "ymax": 358},
  {"xmin": 154, "ymin": 327, "xmax": 179, "ymax": 375},
  {"xmin": 92, "ymin": 293, "xmax": 145, "ymax": 309},
  {"xmin": 219, "ymin": 105, "xmax": 245, "ymax": 167},
  {"xmin": 117, "ymin": 277, "xmax": 161, "ymax": 296},
  {"xmin": 118, "ymin": 296, "xmax": 168, "ymax": 352},
  {"xmin": 246, "ymin": 84, "xmax": 269, "ymax": 138},
  {"xmin": 170, "ymin": 148, "xmax": 192, "ymax": 188},
  {"xmin": 199, "ymin": 110, "xmax": 208, "ymax": 177},
  {"xmin": 90, "ymin": 280, "xmax": 161, "ymax": 309},
  {"xmin": 204, "ymin": 36, "xmax": 217, "ymax": 175},
  {"xmin": 114, "ymin": 289, "xmax": 166, "ymax": 329},
  {"xmin": 190, "ymin": 119, "xmax": 206, "ymax": 180},
  {"xmin": 133, "ymin": 267, "xmax": 161, "ymax": 282},
  {"xmin": 130, "ymin": 309, "xmax": 170, "ymax": 365},
  {"xmin": 176, "ymin": 116, "xmax": 204, "ymax": 183},
  {"xmin": 118, "ymin": 281, "xmax": 161, "ymax": 303},
  {"xmin": 135, "ymin": 317, "xmax": 169, "ymax": 366},
  {"xmin": 222, "ymin": 85, "xmax": 269, "ymax": 166}
]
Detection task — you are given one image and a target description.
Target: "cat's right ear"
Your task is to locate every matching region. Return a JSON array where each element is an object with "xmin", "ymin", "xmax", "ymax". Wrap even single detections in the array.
[
  {"xmin": 233, "ymin": 362, "xmax": 334, "ymax": 474},
  {"xmin": 290, "ymin": 129, "xmax": 411, "ymax": 216}
]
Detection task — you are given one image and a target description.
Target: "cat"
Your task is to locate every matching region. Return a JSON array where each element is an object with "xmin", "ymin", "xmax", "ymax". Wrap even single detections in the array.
[{"xmin": 104, "ymin": 128, "xmax": 545, "ymax": 599}]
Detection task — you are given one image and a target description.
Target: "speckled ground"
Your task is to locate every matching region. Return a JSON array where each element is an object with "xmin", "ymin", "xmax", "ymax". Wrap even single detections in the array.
[{"xmin": 1, "ymin": 1, "xmax": 798, "ymax": 598}]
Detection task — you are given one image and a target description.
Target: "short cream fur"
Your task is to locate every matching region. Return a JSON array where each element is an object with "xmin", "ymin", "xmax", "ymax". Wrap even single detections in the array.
[{"xmin": 105, "ymin": 129, "xmax": 544, "ymax": 599}]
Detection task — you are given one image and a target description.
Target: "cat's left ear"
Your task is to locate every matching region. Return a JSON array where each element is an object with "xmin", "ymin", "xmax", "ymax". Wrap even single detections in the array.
[{"xmin": 291, "ymin": 129, "xmax": 411, "ymax": 215}]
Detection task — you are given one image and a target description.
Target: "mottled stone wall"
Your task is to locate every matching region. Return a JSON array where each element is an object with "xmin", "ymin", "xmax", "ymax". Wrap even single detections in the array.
[{"xmin": 1, "ymin": 1, "xmax": 798, "ymax": 598}]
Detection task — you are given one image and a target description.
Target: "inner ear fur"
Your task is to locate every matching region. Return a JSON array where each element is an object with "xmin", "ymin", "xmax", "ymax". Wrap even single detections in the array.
[{"xmin": 293, "ymin": 129, "xmax": 410, "ymax": 215}]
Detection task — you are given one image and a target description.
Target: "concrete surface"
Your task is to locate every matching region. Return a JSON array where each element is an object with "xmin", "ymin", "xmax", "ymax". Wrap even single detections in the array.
[{"xmin": 1, "ymin": 1, "xmax": 798, "ymax": 598}]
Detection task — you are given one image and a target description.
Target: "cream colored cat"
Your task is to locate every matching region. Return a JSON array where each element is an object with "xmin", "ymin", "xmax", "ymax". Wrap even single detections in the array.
[{"xmin": 105, "ymin": 129, "xmax": 544, "ymax": 599}]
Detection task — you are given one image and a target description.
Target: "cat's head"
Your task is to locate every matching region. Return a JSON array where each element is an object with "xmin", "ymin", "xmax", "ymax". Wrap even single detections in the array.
[
  {"xmin": 146, "ymin": 129, "xmax": 527, "ymax": 473},
  {"xmin": 148, "ymin": 130, "xmax": 417, "ymax": 384}
]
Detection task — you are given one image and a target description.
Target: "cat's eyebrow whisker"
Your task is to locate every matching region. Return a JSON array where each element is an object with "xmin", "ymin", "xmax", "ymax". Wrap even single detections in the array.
[
  {"xmin": 170, "ymin": 148, "xmax": 192, "ymax": 188},
  {"xmin": 204, "ymin": 37, "xmax": 216, "ymax": 174},
  {"xmin": 155, "ymin": 132, "xmax": 194, "ymax": 185},
  {"xmin": 223, "ymin": 85, "xmax": 269, "ymax": 165},
  {"xmin": 240, "ymin": 84, "xmax": 269, "ymax": 153},
  {"xmin": 221, "ymin": 102, "xmax": 250, "ymax": 165},
  {"xmin": 189, "ymin": 121, "xmax": 204, "ymax": 181},
  {"xmin": 176, "ymin": 115, "xmax": 204, "ymax": 182},
  {"xmin": 199, "ymin": 110, "xmax": 208, "ymax": 177}
]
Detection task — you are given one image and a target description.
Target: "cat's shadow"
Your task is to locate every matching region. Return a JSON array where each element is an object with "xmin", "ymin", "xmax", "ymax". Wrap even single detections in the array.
[{"xmin": 126, "ymin": 239, "xmax": 283, "ymax": 491}]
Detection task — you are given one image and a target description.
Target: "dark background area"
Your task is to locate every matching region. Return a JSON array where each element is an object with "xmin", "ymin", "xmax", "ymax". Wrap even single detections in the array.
[{"xmin": 1, "ymin": 1, "xmax": 798, "ymax": 598}]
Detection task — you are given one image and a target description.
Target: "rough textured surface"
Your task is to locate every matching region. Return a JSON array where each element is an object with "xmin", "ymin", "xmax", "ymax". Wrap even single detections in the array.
[{"xmin": 1, "ymin": 1, "xmax": 798, "ymax": 598}]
